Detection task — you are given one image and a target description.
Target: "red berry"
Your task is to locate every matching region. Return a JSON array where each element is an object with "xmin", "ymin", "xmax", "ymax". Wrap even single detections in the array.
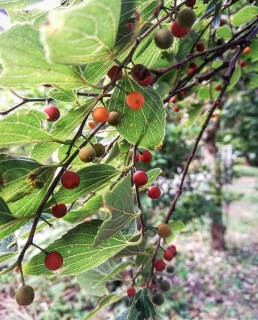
[
  {"xmin": 181, "ymin": 90, "xmax": 188, "ymax": 95},
  {"xmin": 173, "ymin": 106, "xmax": 180, "ymax": 112},
  {"xmin": 51, "ymin": 203, "xmax": 67, "ymax": 218},
  {"xmin": 196, "ymin": 43, "xmax": 205, "ymax": 52},
  {"xmin": 170, "ymin": 96, "xmax": 177, "ymax": 103},
  {"xmin": 185, "ymin": 0, "xmax": 196, "ymax": 7},
  {"xmin": 239, "ymin": 60, "xmax": 247, "ymax": 68},
  {"xmin": 187, "ymin": 67, "xmax": 195, "ymax": 75},
  {"xmin": 170, "ymin": 20, "xmax": 189, "ymax": 38},
  {"xmin": 137, "ymin": 73, "xmax": 153, "ymax": 86},
  {"xmin": 107, "ymin": 65, "xmax": 123, "ymax": 81},
  {"xmin": 127, "ymin": 286, "xmax": 136, "ymax": 298},
  {"xmin": 61, "ymin": 171, "xmax": 80, "ymax": 189},
  {"xmin": 43, "ymin": 105, "xmax": 60, "ymax": 122},
  {"xmin": 154, "ymin": 259, "xmax": 166, "ymax": 272},
  {"xmin": 133, "ymin": 171, "xmax": 148, "ymax": 187},
  {"xmin": 168, "ymin": 245, "xmax": 177, "ymax": 256},
  {"xmin": 163, "ymin": 250, "xmax": 175, "ymax": 261},
  {"xmin": 44, "ymin": 251, "xmax": 63, "ymax": 270},
  {"xmin": 189, "ymin": 62, "xmax": 197, "ymax": 69},
  {"xmin": 139, "ymin": 151, "xmax": 152, "ymax": 163},
  {"xmin": 147, "ymin": 186, "xmax": 161, "ymax": 199},
  {"xmin": 214, "ymin": 84, "xmax": 221, "ymax": 91}
]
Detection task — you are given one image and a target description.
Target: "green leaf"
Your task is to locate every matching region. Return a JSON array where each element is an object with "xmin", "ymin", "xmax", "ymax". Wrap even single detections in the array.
[
  {"xmin": 0, "ymin": 252, "xmax": 18, "ymax": 264},
  {"xmin": 135, "ymin": 245, "xmax": 153, "ymax": 267},
  {"xmin": 116, "ymin": 307, "xmax": 139, "ymax": 320},
  {"xmin": 41, "ymin": 0, "xmax": 121, "ymax": 64},
  {"xmin": 23, "ymin": 220, "xmax": 132, "ymax": 276},
  {"xmin": 108, "ymin": 76, "xmax": 166, "ymax": 150},
  {"xmin": 116, "ymin": 232, "xmax": 147, "ymax": 257},
  {"xmin": 0, "ymin": 197, "xmax": 16, "ymax": 224},
  {"xmin": 8, "ymin": 9, "xmax": 47, "ymax": 28},
  {"xmin": 94, "ymin": 176, "xmax": 137, "ymax": 246},
  {"xmin": 0, "ymin": 0, "xmax": 40, "ymax": 9},
  {"xmin": 104, "ymin": 141, "xmax": 121, "ymax": 164},
  {"xmin": 64, "ymin": 195, "xmax": 103, "ymax": 224},
  {"xmin": 169, "ymin": 220, "xmax": 186, "ymax": 232},
  {"xmin": 47, "ymin": 164, "xmax": 119, "ymax": 206},
  {"xmin": 0, "ymin": 24, "xmax": 85, "ymax": 89},
  {"xmin": 228, "ymin": 64, "xmax": 241, "ymax": 90},
  {"xmin": 130, "ymin": 288, "xmax": 156, "ymax": 320},
  {"xmin": 83, "ymin": 294, "xmax": 123, "ymax": 320},
  {"xmin": 185, "ymin": 103, "xmax": 204, "ymax": 127},
  {"xmin": 31, "ymin": 100, "xmax": 94, "ymax": 162},
  {"xmin": 0, "ymin": 154, "xmax": 53, "ymax": 202},
  {"xmin": 197, "ymin": 86, "xmax": 210, "ymax": 100},
  {"xmin": 77, "ymin": 259, "xmax": 132, "ymax": 297},
  {"xmin": 47, "ymin": 86, "xmax": 77, "ymax": 102},
  {"xmin": 231, "ymin": 6, "xmax": 258, "ymax": 26},
  {"xmin": 217, "ymin": 25, "xmax": 232, "ymax": 40},
  {"xmin": 145, "ymin": 168, "xmax": 162, "ymax": 188},
  {"xmin": 212, "ymin": 0, "xmax": 222, "ymax": 29},
  {"xmin": 0, "ymin": 110, "xmax": 56, "ymax": 147}
]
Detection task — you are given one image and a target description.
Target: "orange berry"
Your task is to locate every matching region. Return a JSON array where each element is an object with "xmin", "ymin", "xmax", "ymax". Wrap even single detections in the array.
[
  {"xmin": 126, "ymin": 92, "xmax": 145, "ymax": 110},
  {"xmin": 92, "ymin": 106, "xmax": 109, "ymax": 122},
  {"xmin": 243, "ymin": 46, "xmax": 251, "ymax": 54}
]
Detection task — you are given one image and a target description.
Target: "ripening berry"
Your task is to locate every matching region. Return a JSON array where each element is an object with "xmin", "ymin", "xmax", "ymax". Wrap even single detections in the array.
[
  {"xmin": 43, "ymin": 105, "xmax": 60, "ymax": 122},
  {"xmin": 170, "ymin": 96, "xmax": 177, "ymax": 103},
  {"xmin": 92, "ymin": 106, "xmax": 109, "ymax": 122},
  {"xmin": 173, "ymin": 106, "xmax": 180, "ymax": 112},
  {"xmin": 171, "ymin": 20, "xmax": 189, "ymax": 38},
  {"xmin": 51, "ymin": 203, "xmax": 67, "ymax": 218},
  {"xmin": 44, "ymin": 251, "xmax": 63, "ymax": 270},
  {"xmin": 239, "ymin": 60, "xmax": 247, "ymax": 68},
  {"xmin": 157, "ymin": 223, "xmax": 172, "ymax": 238},
  {"xmin": 107, "ymin": 111, "xmax": 122, "ymax": 126},
  {"xmin": 86, "ymin": 120, "xmax": 96, "ymax": 129},
  {"xmin": 154, "ymin": 259, "xmax": 166, "ymax": 272},
  {"xmin": 15, "ymin": 285, "xmax": 35, "ymax": 306},
  {"xmin": 147, "ymin": 186, "xmax": 162, "ymax": 199},
  {"xmin": 176, "ymin": 8, "xmax": 196, "ymax": 29},
  {"xmin": 133, "ymin": 171, "xmax": 148, "ymax": 187},
  {"xmin": 163, "ymin": 249, "xmax": 175, "ymax": 261},
  {"xmin": 127, "ymin": 286, "xmax": 136, "ymax": 298},
  {"xmin": 92, "ymin": 143, "xmax": 105, "ymax": 157},
  {"xmin": 126, "ymin": 92, "xmax": 145, "ymax": 110},
  {"xmin": 152, "ymin": 292, "xmax": 164, "ymax": 305},
  {"xmin": 79, "ymin": 146, "xmax": 96, "ymax": 163},
  {"xmin": 243, "ymin": 46, "xmax": 251, "ymax": 54},
  {"xmin": 154, "ymin": 28, "xmax": 174, "ymax": 49},
  {"xmin": 131, "ymin": 64, "xmax": 150, "ymax": 82},
  {"xmin": 107, "ymin": 65, "xmax": 123, "ymax": 81},
  {"xmin": 139, "ymin": 151, "xmax": 152, "ymax": 163},
  {"xmin": 61, "ymin": 171, "xmax": 80, "ymax": 189},
  {"xmin": 214, "ymin": 84, "xmax": 221, "ymax": 91},
  {"xmin": 159, "ymin": 280, "xmax": 171, "ymax": 292},
  {"xmin": 196, "ymin": 43, "xmax": 205, "ymax": 52}
]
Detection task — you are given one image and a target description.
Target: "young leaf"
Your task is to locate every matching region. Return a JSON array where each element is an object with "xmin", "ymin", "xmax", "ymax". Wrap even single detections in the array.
[
  {"xmin": 0, "ymin": 24, "xmax": 85, "ymax": 89},
  {"xmin": 108, "ymin": 77, "xmax": 166, "ymax": 150},
  {"xmin": 94, "ymin": 175, "xmax": 137, "ymax": 247},
  {"xmin": 23, "ymin": 219, "xmax": 132, "ymax": 275},
  {"xmin": 41, "ymin": 0, "xmax": 121, "ymax": 64},
  {"xmin": 231, "ymin": 6, "xmax": 258, "ymax": 27}
]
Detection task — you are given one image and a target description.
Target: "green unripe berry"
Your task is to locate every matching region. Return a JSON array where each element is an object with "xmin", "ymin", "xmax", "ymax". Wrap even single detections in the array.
[
  {"xmin": 78, "ymin": 146, "xmax": 96, "ymax": 162},
  {"xmin": 154, "ymin": 29, "xmax": 174, "ymax": 49},
  {"xmin": 92, "ymin": 143, "xmax": 105, "ymax": 157},
  {"xmin": 15, "ymin": 285, "xmax": 35, "ymax": 306},
  {"xmin": 177, "ymin": 8, "xmax": 196, "ymax": 28},
  {"xmin": 166, "ymin": 265, "xmax": 175, "ymax": 273},
  {"xmin": 159, "ymin": 280, "xmax": 170, "ymax": 292},
  {"xmin": 107, "ymin": 111, "xmax": 122, "ymax": 126},
  {"xmin": 152, "ymin": 292, "xmax": 164, "ymax": 305}
]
